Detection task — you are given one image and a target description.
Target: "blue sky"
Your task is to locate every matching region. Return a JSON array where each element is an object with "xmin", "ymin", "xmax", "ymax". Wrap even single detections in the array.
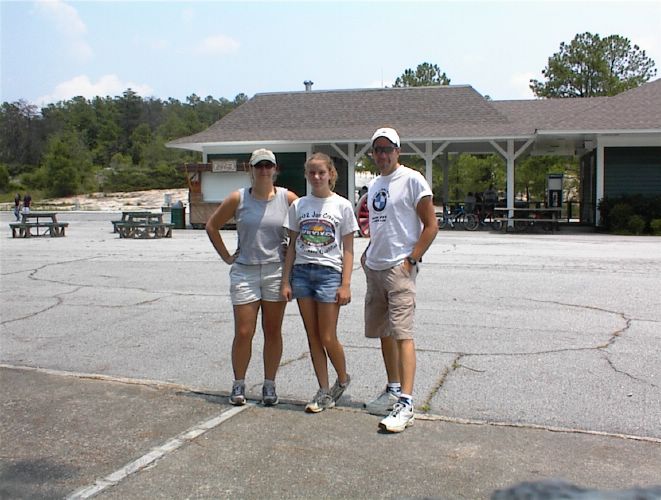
[{"xmin": 2, "ymin": 0, "xmax": 660, "ymax": 106}]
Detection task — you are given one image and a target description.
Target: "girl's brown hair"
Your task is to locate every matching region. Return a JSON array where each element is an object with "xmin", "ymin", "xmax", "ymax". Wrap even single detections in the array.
[{"xmin": 304, "ymin": 152, "xmax": 338, "ymax": 191}]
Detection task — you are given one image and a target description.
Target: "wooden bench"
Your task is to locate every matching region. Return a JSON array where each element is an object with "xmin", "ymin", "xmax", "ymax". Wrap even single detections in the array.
[
  {"xmin": 115, "ymin": 222, "xmax": 174, "ymax": 239},
  {"xmin": 10, "ymin": 221, "xmax": 69, "ymax": 238}
]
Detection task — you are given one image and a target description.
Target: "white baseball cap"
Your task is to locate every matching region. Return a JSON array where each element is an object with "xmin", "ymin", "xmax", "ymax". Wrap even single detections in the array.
[
  {"xmin": 371, "ymin": 127, "xmax": 400, "ymax": 148},
  {"xmin": 249, "ymin": 148, "xmax": 276, "ymax": 166}
]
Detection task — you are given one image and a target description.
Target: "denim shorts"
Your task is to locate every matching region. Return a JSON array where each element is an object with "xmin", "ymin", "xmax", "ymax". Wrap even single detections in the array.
[
  {"xmin": 291, "ymin": 263, "xmax": 342, "ymax": 303},
  {"xmin": 229, "ymin": 262, "xmax": 284, "ymax": 305}
]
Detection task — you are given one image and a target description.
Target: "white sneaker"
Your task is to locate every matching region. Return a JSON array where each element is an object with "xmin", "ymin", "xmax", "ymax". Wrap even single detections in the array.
[
  {"xmin": 379, "ymin": 402, "xmax": 414, "ymax": 433},
  {"xmin": 365, "ymin": 389, "xmax": 399, "ymax": 416}
]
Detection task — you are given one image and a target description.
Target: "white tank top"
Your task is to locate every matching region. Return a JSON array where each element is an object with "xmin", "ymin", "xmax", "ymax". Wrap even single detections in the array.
[{"xmin": 235, "ymin": 187, "xmax": 289, "ymax": 265}]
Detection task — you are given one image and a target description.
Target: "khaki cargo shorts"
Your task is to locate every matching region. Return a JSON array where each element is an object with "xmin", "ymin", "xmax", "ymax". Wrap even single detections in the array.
[{"xmin": 364, "ymin": 262, "xmax": 418, "ymax": 340}]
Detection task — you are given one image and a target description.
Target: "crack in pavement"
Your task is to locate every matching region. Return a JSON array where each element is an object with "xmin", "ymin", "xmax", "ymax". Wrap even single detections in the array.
[
  {"xmin": 0, "ymin": 289, "xmax": 73, "ymax": 326},
  {"xmin": 2, "ymin": 258, "xmax": 228, "ymax": 323},
  {"xmin": 419, "ymin": 353, "xmax": 463, "ymax": 410},
  {"xmin": 413, "ymin": 299, "xmax": 658, "ymax": 403},
  {"xmin": 526, "ymin": 300, "xmax": 657, "ymax": 387}
]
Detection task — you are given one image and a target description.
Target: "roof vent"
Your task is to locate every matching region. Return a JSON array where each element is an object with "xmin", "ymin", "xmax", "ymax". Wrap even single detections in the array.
[{"xmin": 303, "ymin": 80, "xmax": 314, "ymax": 91}]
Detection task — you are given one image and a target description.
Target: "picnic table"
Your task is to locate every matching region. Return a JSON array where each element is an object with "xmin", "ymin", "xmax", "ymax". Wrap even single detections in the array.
[
  {"xmin": 111, "ymin": 211, "xmax": 153, "ymax": 233},
  {"xmin": 9, "ymin": 212, "xmax": 69, "ymax": 238},
  {"xmin": 113, "ymin": 211, "xmax": 174, "ymax": 239},
  {"xmin": 494, "ymin": 207, "xmax": 561, "ymax": 233}
]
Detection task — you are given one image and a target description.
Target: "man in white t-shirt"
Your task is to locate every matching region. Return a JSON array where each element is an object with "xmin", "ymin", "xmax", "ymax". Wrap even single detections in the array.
[{"xmin": 361, "ymin": 127, "xmax": 439, "ymax": 433}]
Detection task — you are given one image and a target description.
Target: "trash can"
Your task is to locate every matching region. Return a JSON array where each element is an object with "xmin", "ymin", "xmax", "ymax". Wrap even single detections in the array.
[{"xmin": 170, "ymin": 202, "xmax": 186, "ymax": 229}]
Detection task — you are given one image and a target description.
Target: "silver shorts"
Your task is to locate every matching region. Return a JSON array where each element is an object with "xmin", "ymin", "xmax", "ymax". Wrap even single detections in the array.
[{"xmin": 229, "ymin": 262, "xmax": 284, "ymax": 305}]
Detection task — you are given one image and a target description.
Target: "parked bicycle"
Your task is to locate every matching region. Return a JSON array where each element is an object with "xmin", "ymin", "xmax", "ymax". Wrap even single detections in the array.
[
  {"xmin": 475, "ymin": 205, "xmax": 503, "ymax": 231},
  {"xmin": 355, "ymin": 193, "xmax": 370, "ymax": 237},
  {"xmin": 437, "ymin": 204, "xmax": 479, "ymax": 230}
]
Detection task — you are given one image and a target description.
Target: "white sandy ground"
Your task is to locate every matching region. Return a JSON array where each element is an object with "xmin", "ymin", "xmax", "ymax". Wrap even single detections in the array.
[{"xmin": 1, "ymin": 188, "xmax": 189, "ymax": 212}]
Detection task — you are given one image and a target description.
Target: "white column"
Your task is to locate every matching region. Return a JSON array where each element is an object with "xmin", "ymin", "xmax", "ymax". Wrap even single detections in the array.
[
  {"xmin": 442, "ymin": 153, "xmax": 449, "ymax": 205},
  {"xmin": 347, "ymin": 143, "xmax": 356, "ymax": 203},
  {"xmin": 507, "ymin": 140, "xmax": 515, "ymax": 225},
  {"xmin": 425, "ymin": 141, "xmax": 433, "ymax": 187},
  {"xmin": 595, "ymin": 140, "xmax": 605, "ymax": 226}
]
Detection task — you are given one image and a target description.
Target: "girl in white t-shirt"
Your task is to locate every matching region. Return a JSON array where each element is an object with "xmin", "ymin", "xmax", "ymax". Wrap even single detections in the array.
[{"xmin": 281, "ymin": 153, "xmax": 359, "ymax": 413}]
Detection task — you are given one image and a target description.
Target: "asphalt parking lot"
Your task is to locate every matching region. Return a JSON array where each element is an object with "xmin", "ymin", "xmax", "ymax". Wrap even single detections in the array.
[{"xmin": 1, "ymin": 211, "xmax": 660, "ymax": 499}]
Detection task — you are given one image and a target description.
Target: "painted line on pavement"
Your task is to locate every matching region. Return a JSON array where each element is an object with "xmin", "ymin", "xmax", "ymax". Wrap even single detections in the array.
[{"xmin": 65, "ymin": 404, "xmax": 251, "ymax": 499}]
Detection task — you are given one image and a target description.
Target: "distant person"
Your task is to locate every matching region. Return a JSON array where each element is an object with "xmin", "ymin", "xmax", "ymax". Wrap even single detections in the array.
[
  {"xmin": 281, "ymin": 153, "xmax": 358, "ymax": 413},
  {"xmin": 14, "ymin": 193, "xmax": 21, "ymax": 221},
  {"xmin": 474, "ymin": 191, "xmax": 486, "ymax": 222},
  {"xmin": 205, "ymin": 149, "xmax": 298, "ymax": 407},
  {"xmin": 362, "ymin": 127, "xmax": 438, "ymax": 433},
  {"xmin": 464, "ymin": 192, "xmax": 476, "ymax": 214},
  {"xmin": 483, "ymin": 184, "xmax": 497, "ymax": 213},
  {"xmin": 22, "ymin": 193, "xmax": 32, "ymax": 215}
]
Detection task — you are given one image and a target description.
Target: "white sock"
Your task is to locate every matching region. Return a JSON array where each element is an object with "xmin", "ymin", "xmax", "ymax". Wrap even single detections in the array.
[
  {"xmin": 399, "ymin": 393, "xmax": 413, "ymax": 407},
  {"xmin": 387, "ymin": 382, "xmax": 401, "ymax": 395}
]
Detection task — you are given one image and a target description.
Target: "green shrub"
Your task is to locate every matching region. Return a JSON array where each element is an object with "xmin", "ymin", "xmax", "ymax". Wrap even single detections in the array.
[
  {"xmin": 599, "ymin": 195, "xmax": 661, "ymax": 233},
  {"xmin": 650, "ymin": 219, "xmax": 661, "ymax": 236},
  {"xmin": 627, "ymin": 215, "xmax": 646, "ymax": 235},
  {"xmin": 608, "ymin": 203, "xmax": 634, "ymax": 232}
]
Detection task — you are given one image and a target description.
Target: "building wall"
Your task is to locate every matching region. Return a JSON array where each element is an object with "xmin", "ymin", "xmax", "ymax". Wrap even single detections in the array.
[
  {"xmin": 201, "ymin": 171, "xmax": 250, "ymax": 202},
  {"xmin": 272, "ymin": 152, "xmax": 307, "ymax": 197},
  {"xmin": 205, "ymin": 152, "xmax": 308, "ymax": 199},
  {"xmin": 604, "ymin": 147, "xmax": 661, "ymax": 197}
]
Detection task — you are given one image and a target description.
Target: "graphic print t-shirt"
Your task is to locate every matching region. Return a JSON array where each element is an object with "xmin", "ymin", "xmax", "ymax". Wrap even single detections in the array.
[
  {"xmin": 284, "ymin": 193, "xmax": 359, "ymax": 273},
  {"xmin": 366, "ymin": 165, "xmax": 433, "ymax": 270}
]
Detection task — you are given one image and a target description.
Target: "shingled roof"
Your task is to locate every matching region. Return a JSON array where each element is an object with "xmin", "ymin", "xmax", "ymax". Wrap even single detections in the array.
[
  {"xmin": 168, "ymin": 80, "xmax": 661, "ymax": 150},
  {"xmin": 544, "ymin": 78, "xmax": 661, "ymax": 131},
  {"xmin": 168, "ymin": 85, "xmax": 514, "ymax": 148}
]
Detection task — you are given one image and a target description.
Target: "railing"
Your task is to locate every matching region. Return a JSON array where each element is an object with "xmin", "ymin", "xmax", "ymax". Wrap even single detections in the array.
[{"xmin": 441, "ymin": 200, "xmax": 588, "ymax": 224}]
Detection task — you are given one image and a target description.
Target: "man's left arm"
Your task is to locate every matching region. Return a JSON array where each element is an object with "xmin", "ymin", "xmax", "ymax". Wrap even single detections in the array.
[{"xmin": 410, "ymin": 195, "xmax": 439, "ymax": 263}]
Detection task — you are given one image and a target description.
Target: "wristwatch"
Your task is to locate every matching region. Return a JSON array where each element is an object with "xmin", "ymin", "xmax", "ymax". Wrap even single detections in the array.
[{"xmin": 406, "ymin": 256, "xmax": 417, "ymax": 266}]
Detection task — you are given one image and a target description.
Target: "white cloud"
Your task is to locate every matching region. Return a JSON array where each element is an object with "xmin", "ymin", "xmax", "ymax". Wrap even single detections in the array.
[
  {"xmin": 133, "ymin": 34, "xmax": 170, "ymax": 51},
  {"xmin": 508, "ymin": 72, "xmax": 537, "ymax": 99},
  {"xmin": 181, "ymin": 8, "xmax": 195, "ymax": 26},
  {"xmin": 632, "ymin": 33, "xmax": 661, "ymax": 64},
  {"xmin": 37, "ymin": 74, "xmax": 154, "ymax": 104},
  {"xmin": 35, "ymin": 0, "xmax": 92, "ymax": 62},
  {"xmin": 366, "ymin": 79, "xmax": 394, "ymax": 89},
  {"xmin": 194, "ymin": 35, "xmax": 240, "ymax": 56},
  {"xmin": 148, "ymin": 38, "xmax": 170, "ymax": 50}
]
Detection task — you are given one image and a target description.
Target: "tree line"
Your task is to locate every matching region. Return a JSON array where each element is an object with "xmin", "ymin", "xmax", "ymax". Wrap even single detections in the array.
[
  {"xmin": 0, "ymin": 91, "xmax": 247, "ymax": 198},
  {"xmin": 0, "ymin": 32, "xmax": 655, "ymax": 203}
]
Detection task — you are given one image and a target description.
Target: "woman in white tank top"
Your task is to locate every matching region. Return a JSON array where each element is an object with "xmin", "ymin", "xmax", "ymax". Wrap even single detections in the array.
[{"xmin": 206, "ymin": 149, "xmax": 298, "ymax": 407}]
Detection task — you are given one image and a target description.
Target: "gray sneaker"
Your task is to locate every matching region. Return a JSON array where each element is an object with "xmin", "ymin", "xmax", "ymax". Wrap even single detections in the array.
[
  {"xmin": 329, "ymin": 374, "xmax": 351, "ymax": 403},
  {"xmin": 229, "ymin": 381, "xmax": 246, "ymax": 406},
  {"xmin": 262, "ymin": 383, "xmax": 278, "ymax": 406},
  {"xmin": 305, "ymin": 388, "xmax": 335, "ymax": 413},
  {"xmin": 364, "ymin": 388, "xmax": 399, "ymax": 415}
]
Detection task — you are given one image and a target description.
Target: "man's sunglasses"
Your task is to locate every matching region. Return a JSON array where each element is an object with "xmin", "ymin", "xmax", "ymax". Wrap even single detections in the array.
[
  {"xmin": 372, "ymin": 146, "xmax": 397, "ymax": 155},
  {"xmin": 253, "ymin": 162, "xmax": 276, "ymax": 169}
]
